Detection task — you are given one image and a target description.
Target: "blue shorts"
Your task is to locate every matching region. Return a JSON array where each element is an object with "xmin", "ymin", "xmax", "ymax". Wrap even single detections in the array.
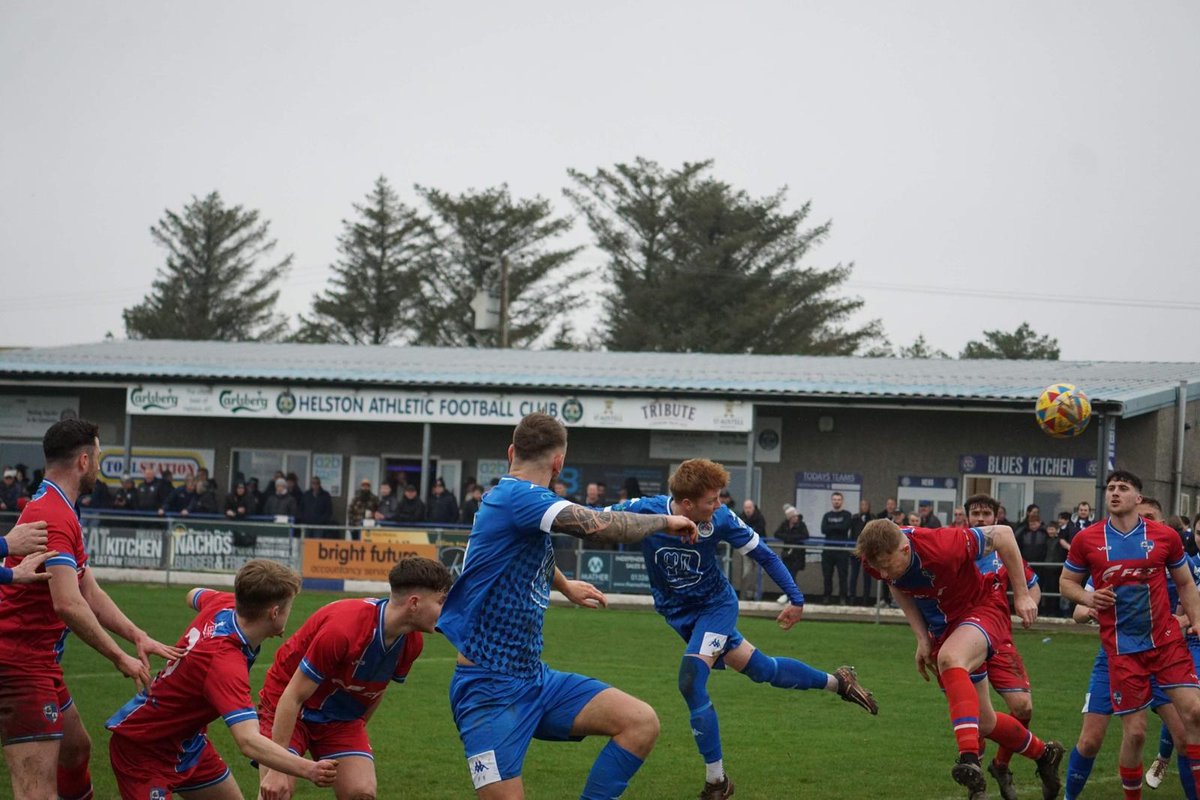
[
  {"xmin": 1082, "ymin": 647, "xmax": 1169, "ymax": 715},
  {"xmin": 449, "ymin": 662, "xmax": 608, "ymax": 791},
  {"xmin": 662, "ymin": 589, "xmax": 744, "ymax": 663}
]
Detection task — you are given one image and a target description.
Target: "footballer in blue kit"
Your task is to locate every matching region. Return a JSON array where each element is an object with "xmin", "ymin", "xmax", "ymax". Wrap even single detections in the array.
[
  {"xmin": 610, "ymin": 458, "xmax": 877, "ymax": 800},
  {"xmin": 437, "ymin": 413, "xmax": 701, "ymax": 800}
]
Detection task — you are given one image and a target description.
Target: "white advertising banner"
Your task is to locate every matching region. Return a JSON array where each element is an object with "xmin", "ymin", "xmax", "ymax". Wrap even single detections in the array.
[
  {"xmin": 0, "ymin": 395, "xmax": 79, "ymax": 438},
  {"xmin": 126, "ymin": 384, "xmax": 752, "ymax": 432}
]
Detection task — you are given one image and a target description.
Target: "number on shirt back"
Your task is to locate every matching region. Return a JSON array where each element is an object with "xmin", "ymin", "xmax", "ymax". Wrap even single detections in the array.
[{"xmin": 159, "ymin": 627, "xmax": 202, "ymax": 680}]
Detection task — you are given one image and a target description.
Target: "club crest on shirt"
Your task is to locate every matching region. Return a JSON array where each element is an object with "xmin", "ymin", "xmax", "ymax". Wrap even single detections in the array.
[
  {"xmin": 150, "ymin": 788, "xmax": 167, "ymax": 800},
  {"xmin": 1141, "ymin": 540, "xmax": 1156, "ymax": 553},
  {"xmin": 697, "ymin": 521, "xmax": 714, "ymax": 539},
  {"xmin": 42, "ymin": 703, "xmax": 58, "ymax": 723},
  {"xmin": 1113, "ymin": 691, "xmax": 1123, "ymax": 706}
]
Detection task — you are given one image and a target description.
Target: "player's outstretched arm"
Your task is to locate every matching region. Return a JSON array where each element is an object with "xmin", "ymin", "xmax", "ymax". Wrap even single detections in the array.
[
  {"xmin": 552, "ymin": 567, "xmax": 607, "ymax": 608},
  {"xmin": 79, "ymin": 569, "xmax": 184, "ymax": 665},
  {"xmin": 891, "ymin": 589, "xmax": 936, "ymax": 680},
  {"xmin": 551, "ymin": 505, "xmax": 699, "ymax": 545},
  {"xmin": 980, "ymin": 525, "xmax": 1037, "ymax": 627},
  {"xmin": 230, "ymin": 719, "xmax": 337, "ymax": 788},
  {"xmin": 48, "ymin": 565, "xmax": 152, "ymax": 690},
  {"xmin": 3, "ymin": 520, "xmax": 48, "ymax": 557}
]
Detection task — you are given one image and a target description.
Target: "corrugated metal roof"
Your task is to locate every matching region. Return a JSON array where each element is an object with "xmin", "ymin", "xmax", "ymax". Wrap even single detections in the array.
[{"xmin": 0, "ymin": 340, "xmax": 1196, "ymax": 417}]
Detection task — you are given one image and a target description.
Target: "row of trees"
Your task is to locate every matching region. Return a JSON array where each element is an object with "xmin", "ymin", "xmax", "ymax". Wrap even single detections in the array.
[{"xmin": 122, "ymin": 159, "xmax": 1060, "ymax": 359}]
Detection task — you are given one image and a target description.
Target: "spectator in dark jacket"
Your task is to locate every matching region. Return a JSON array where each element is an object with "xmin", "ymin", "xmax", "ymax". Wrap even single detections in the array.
[
  {"xmin": 820, "ymin": 491, "xmax": 853, "ymax": 605},
  {"xmin": 224, "ymin": 481, "xmax": 253, "ymax": 519},
  {"xmin": 113, "ymin": 474, "xmax": 139, "ymax": 511},
  {"xmin": 262, "ymin": 477, "xmax": 298, "ymax": 519},
  {"xmin": 739, "ymin": 499, "xmax": 767, "ymax": 536},
  {"xmin": 918, "ymin": 500, "xmax": 942, "ymax": 529},
  {"xmin": 186, "ymin": 479, "xmax": 218, "ymax": 516},
  {"xmin": 429, "ymin": 478, "xmax": 459, "ymax": 525},
  {"xmin": 80, "ymin": 479, "xmax": 111, "ymax": 510},
  {"xmin": 848, "ymin": 499, "xmax": 874, "ymax": 605},
  {"xmin": 167, "ymin": 476, "xmax": 196, "ymax": 513},
  {"xmin": 460, "ymin": 484, "xmax": 483, "ymax": 526},
  {"xmin": 1015, "ymin": 504, "xmax": 1048, "ymax": 563},
  {"xmin": 0, "ymin": 468, "xmax": 22, "ymax": 511},
  {"xmin": 300, "ymin": 476, "xmax": 333, "ymax": 526},
  {"xmin": 774, "ymin": 505, "xmax": 809, "ymax": 575},
  {"xmin": 286, "ymin": 472, "xmax": 303, "ymax": 507},
  {"xmin": 136, "ymin": 467, "xmax": 166, "ymax": 514},
  {"xmin": 375, "ymin": 483, "xmax": 400, "ymax": 523},
  {"xmin": 246, "ymin": 477, "xmax": 264, "ymax": 514},
  {"xmin": 395, "ymin": 483, "xmax": 426, "ymax": 524}
]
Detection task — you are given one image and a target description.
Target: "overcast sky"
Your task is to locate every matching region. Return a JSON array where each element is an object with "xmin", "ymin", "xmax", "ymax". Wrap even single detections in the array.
[{"xmin": 2, "ymin": 1, "xmax": 1197, "ymax": 361}]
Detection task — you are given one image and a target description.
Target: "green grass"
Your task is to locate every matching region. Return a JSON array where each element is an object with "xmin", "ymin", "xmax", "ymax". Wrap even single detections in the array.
[{"xmin": 0, "ymin": 583, "xmax": 1150, "ymax": 799}]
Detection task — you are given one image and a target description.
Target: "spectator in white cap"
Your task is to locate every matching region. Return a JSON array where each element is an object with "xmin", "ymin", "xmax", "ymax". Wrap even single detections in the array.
[
  {"xmin": 262, "ymin": 477, "xmax": 298, "ymax": 519},
  {"xmin": 774, "ymin": 504, "xmax": 809, "ymax": 581},
  {"xmin": 0, "ymin": 469, "xmax": 20, "ymax": 511}
]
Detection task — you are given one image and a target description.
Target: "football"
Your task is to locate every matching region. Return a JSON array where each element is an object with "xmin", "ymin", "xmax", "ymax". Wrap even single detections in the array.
[{"xmin": 1035, "ymin": 383, "xmax": 1092, "ymax": 438}]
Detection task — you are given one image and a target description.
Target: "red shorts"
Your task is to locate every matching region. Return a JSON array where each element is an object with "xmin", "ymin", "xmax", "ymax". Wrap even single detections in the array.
[
  {"xmin": 259, "ymin": 705, "xmax": 373, "ymax": 761},
  {"xmin": 1109, "ymin": 639, "xmax": 1200, "ymax": 715},
  {"xmin": 932, "ymin": 599, "xmax": 1014, "ymax": 672},
  {"xmin": 987, "ymin": 634, "xmax": 1032, "ymax": 694},
  {"xmin": 109, "ymin": 734, "xmax": 231, "ymax": 800},
  {"xmin": 0, "ymin": 661, "xmax": 71, "ymax": 745}
]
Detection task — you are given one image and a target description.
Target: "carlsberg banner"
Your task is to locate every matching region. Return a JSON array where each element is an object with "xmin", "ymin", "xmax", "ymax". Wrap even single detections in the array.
[{"xmin": 127, "ymin": 384, "xmax": 752, "ymax": 432}]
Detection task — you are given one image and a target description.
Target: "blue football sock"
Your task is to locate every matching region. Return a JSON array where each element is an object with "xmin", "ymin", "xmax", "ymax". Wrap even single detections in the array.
[
  {"xmin": 1180, "ymin": 755, "xmax": 1197, "ymax": 800},
  {"xmin": 680, "ymin": 657, "xmax": 723, "ymax": 763},
  {"xmin": 1064, "ymin": 747, "xmax": 1095, "ymax": 800},
  {"xmin": 1161, "ymin": 722, "xmax": 1176, "ymax": 759},
  {"xmin": 743, "ymin": 649, "xmax": 829, "ymax": 690},
  {"xmin": 579, "ymin": 740, "xmax": 644, "ymax": 800}
]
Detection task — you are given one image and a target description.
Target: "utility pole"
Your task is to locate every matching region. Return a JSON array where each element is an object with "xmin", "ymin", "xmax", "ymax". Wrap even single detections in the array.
[{"xmin": 498, "ymin": 255, "xmax": 510, "ymax": 348}]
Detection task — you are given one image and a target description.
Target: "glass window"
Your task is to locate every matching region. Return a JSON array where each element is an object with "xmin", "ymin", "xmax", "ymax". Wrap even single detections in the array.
[
  {"xmin": 1033, "ymin": 478, "xmax": 1093, "ymax": 520},
  {"xmin": 231, "ymin": 449, "xmax": 310, "ymax": 490}
]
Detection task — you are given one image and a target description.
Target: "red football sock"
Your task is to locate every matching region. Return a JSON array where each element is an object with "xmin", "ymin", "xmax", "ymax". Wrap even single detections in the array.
[
  {"xmin": 1120, "ymin": 764, "xmax": 1143, "ymax": 799},
  {"xmin": 993, "ymin": 711, "xmax": 1032, "ymax": 767},
  {"xmin": 942, "ymin": 667, "xmax": 981, "ymax": 756},
  {"xmin": 57, "ymin": 764, "xmax": 93, "ymax": 800},
  {"xmin": 987, "ymin": 712, "xmax": 1045, "ymax": 761}
]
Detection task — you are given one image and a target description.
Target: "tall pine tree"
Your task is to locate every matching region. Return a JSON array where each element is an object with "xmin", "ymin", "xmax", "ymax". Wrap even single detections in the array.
[
  {"xmin": 295, "ymin": 176, "xmax": 429, "ymax": 345},
  {"xmin": 415, "ymin": 184, "xmax": 584, "ymax": 348},
  {"xmin": 566, "ymin": 158, "xmax": 881, "ymax": 354},
  {"xmin": 124, "ymin": 192, "xmax": 291, "ymax": 340}
]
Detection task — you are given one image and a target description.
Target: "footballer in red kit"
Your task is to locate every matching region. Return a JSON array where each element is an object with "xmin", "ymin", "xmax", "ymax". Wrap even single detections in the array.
[
  {"xmin": 256, "ymin": 557, "xmax": 451, "ymax": 800},
  {"xmin": 106, "ymin": 562, "xmax": 337, "ymax": 799},
  {"xmin": 858, "ymin": 520, "xmax": 1063, "ymax": 800},
  {"xmin": 1061, "ymin": 469, "xmax": 1200, "ymax": 797},
  {"xmin": 0, "ymin": 420, "xmax": 180, "ymax": 800}
]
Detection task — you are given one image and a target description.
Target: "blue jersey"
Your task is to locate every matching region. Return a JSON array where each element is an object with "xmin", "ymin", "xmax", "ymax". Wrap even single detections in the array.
[
  {"xmin": 437, "ymin": 476, "xmax": 572, "ymax": 679},
  {"xmin": 975, "ymin": 550, "xmax": 1039, "ymax": 590},
  {"xmin": 1168, "ymin": 552, "xmax": 1200, "ymax": 645},
  {"xmin": 614, "ymin": 495, "xmax": 803, "ymax": 613}
]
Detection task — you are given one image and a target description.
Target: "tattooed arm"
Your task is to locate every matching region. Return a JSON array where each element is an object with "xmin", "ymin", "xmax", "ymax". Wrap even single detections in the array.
[{"xmin": 552, "ymin": 504, "xmax": 698, "ymax": 545}]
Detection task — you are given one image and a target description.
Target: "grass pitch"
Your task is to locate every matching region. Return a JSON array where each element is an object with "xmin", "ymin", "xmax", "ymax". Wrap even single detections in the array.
[{"xmin": 2, "ymin": 583, "xmax": 1146, "ymax": 799}]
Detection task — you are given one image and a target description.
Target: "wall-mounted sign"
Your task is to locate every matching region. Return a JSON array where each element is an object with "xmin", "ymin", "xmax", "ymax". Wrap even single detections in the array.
[
  {"xmin": 959, "ymin": 454, "xmax": 1097, "ymax": 479},
  {"xmin": 648, "ymin": 417, "xmax": 782, "ymax": 464},
  {"xmin": 0, "ymin": 395, "xmax": 78, "ymax": 438},
  {"xmin": 126, "ymin": 384, "xmax": 752, "ymax": 432},
  {"xmin": 99, "ymin": 447, "xmax": 215, "ymax": 484}
]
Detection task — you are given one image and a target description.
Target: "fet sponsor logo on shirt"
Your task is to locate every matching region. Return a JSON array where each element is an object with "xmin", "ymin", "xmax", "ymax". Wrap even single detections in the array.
[{"xmin": 1100, "ymin": 564, "xmax": 1159, "ymax": 585}]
